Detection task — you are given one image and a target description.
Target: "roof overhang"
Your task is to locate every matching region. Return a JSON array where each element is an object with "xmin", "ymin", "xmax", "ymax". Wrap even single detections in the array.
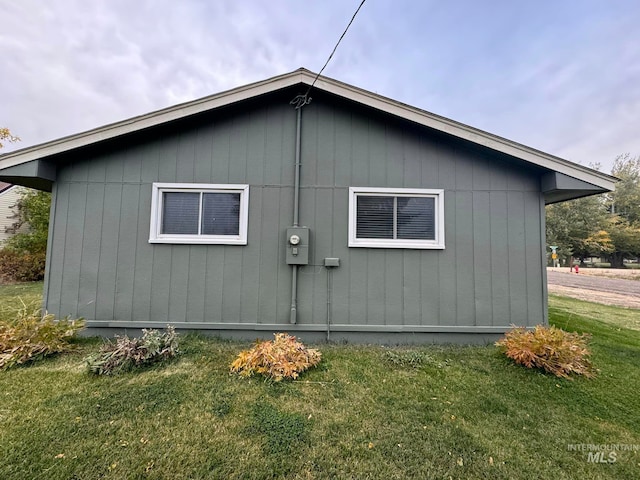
[
  {"xmin": 0, "ymin": 160, "xmax": 56, "ymax": 192},
  {"xmin": 0, "ymin": 68, "xmax": 616, "ymax": 196},
  {"xmin": 542, "ymin": 172, "xmax": 609, "ymax": 205}
]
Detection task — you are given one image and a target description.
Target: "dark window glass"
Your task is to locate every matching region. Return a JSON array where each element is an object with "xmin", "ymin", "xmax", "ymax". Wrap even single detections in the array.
[
  {"xmin": 201, "ymin": 193, "xmax": 241, "ymax": 235},
  {"xmin": 397, "ymin": 196, "xmax": 435, "ymax": 240},
  {"xmin": 162, "ymin": 192, "xmax": 199, "ymax": 234},
  {"xmin": 356, "ymin": 196, "xmax": 393, "ymax": 239}
]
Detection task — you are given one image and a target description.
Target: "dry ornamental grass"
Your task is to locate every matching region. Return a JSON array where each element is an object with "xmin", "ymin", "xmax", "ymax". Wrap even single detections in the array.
[
  {"xmin": 496, "ymin": 325, "xmax": 595, "ymax": 379},
  {"xmin": 230, "ymin": 333, "xmax": 322, "ymax": 381}
]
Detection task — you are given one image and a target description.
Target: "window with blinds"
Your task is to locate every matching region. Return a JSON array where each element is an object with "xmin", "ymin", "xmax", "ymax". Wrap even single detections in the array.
[
  {"xmin": 349, "ymin": 187, "xmax": 444, "ymax": 249},
  {"xmin": 149, "ymin": 183, "xmax": 249, "ymax": 244}
]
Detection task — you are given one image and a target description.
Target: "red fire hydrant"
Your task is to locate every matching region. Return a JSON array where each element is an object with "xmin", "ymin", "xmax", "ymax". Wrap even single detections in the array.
[{"xmin": 574, "ymin": 264, "xmax": 579, "ymax": 274}]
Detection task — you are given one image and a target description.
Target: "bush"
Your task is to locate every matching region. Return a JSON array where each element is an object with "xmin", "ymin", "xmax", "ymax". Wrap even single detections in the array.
[
  {"xmin": 0, "ymin": 309, "xmax": 84, "ymax": 370},
  {"xmin": 0, "ymin": 249, "xmax": 46, "ymax": 282},
  {"xmin": 495, "ymin": 325, "xmax": 595, "ymax": 379},
  {"xmin": 86, "ymin": 326, "xmax": 179, "ymax": 375},
  {"xmin": 4, "ymin": 190, "xmax": 50, "ymax": 254},
  {"xmin": 230, "ymin": 333, "xmax": 321, "ymax": 381},
  {"xmin": 0, "ymin": 189, "xmax": 51, "ymax": 283}
]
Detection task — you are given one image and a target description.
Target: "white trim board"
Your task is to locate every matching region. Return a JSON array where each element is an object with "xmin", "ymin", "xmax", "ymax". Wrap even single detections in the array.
[
  {"xmin": 348, "ymin": 186, "xmax": 445, "ymax": 249},
  {"xmin": 148, "ymin": 183, "xmax": 249, "ymax": 245}
]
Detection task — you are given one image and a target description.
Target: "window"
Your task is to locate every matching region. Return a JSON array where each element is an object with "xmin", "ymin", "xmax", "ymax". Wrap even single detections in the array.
[
  {"xmin": 149, "ymin": 183, "xmax": 249, "ymax": 244},
  {"xmin": 348, "ymin": 187, "xmax": 444, "ymax": 249}
]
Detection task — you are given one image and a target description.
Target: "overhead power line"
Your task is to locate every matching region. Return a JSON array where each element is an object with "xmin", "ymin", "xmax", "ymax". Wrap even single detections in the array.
[{"xmin": 302, "ymin": 0, "xmax": 367, "ymax": 102}]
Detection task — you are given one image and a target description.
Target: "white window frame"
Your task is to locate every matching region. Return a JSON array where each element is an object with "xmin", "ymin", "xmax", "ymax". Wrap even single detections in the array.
[
  {"xmin": 149, "ymin": 183, "xmax": 249, "ymax": 245},
  {"xmin": 348, "ymin": 187, "xmax": 445, "ymax": 249}
]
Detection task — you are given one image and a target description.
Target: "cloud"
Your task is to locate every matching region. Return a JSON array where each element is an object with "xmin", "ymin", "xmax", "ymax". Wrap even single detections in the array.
[{"xmin": 1, "ymin": 0, "xmax": 639, "ymax": 173}]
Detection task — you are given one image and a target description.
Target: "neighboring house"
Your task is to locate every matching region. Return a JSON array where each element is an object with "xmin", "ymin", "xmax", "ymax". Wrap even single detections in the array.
[
  {"xmin": 0, "ymin": 182, "xmax": 28, "ymax": 245},
  {"xmin": 0, "ymin": 69, "xmax": 616, "ymax": 343}
]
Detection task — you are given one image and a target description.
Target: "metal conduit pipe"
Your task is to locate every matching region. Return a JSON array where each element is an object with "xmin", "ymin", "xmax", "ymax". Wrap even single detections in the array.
[
  {"xmin": 292, "ymin": 105, "xmax": 302, "ymax": 228},
  {"xmin": 290, "ymin": 265, "xmax": 298, "ymax": 324},
  {"xmin": 326, "ymin": 267, "xmax": 332, "ymax": 342},
  {"xmin": 289, "ymin": 95, "xmax": 310, "ymax": 324}
]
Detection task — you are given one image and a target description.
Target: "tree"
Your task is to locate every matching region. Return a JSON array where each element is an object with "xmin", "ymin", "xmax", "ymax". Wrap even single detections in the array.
[
  {"xmin": 607, "ymin": 154, "xmax": 640, "ymax": 224},
  {"xmin": 5, "ymin": 189, "xmax": 51, "ymax": 254},
  {"xmin": 546, "ymin": 154, "xmax": 640, "ymax": 267},
  {"xmin": 583, "ymin": 229, "xmax": 615, "ymax": 258},
  {"xmin": 605, "ymin": 216, "xmax": 640, "ymax": 268},
  {"xmin": 0, "ymin": 128, "xmax": 51, "ymax": 281},
  {"xmin": 0, "ymin": 128, "xmax": 20, "ymax": 149},
  {"xmin": 602, "ymin": 154, "xmax": 640, "ymax": 266},
  {"xmin": 545, "ymin": 194, "xmax": 608, "ymax": 263}
]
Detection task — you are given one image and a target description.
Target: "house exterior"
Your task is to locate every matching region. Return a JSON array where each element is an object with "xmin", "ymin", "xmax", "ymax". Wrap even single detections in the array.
[
  {"xmin": 0, "ymin": 69, "xmax": 615, "ymax": 343},
  {"xmin": 0, "ymin": 182, "xmax": 29, "ymax": 245}
]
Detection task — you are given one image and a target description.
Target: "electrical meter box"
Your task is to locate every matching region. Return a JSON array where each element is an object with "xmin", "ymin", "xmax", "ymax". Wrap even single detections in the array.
[{"xmin": 286, "ymin": 227, "xmax": 310, "ymax": 265}]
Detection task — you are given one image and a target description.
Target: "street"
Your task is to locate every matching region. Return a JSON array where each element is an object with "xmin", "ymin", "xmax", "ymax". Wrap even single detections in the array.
[{"xmin": 547, "ymin": 268, "xmax": 640, "ymax": 308}]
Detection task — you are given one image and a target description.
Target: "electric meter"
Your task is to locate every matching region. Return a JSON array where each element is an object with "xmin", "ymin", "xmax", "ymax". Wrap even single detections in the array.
[{"xmin": 286, "ymin": 227, "xmax": 309, "ymax": 265}]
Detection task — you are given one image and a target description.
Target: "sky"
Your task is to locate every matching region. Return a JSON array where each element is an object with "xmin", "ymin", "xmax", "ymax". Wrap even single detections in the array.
[{"xmin": 2, "ymin": 0, "xmax": 640, "ymax": 173}]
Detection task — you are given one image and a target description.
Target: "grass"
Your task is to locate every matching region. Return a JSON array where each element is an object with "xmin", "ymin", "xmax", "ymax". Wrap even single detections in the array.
[
  {"xmin": 550, "ymin": 294, "xmax": 640, "ymax": 331},
  {"xmin": 0, "ymin": 281, "xmax": 42, "ymax": 321},
  {"xmin": 0, "ymin": 283, "xmax": 639, "ymax": 479}
]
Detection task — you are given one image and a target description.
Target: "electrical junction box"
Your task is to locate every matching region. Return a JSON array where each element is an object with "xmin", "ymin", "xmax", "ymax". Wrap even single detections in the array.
[
  {"xmin": 286, "ymin": 227, "xmax": 310, "ymax": 265},
  {"xmin": 324, "ymin": 257, "xmax": 340, "ymax": 267}
]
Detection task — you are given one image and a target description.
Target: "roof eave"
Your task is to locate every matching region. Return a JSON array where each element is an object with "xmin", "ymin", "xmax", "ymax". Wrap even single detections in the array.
[
  {"xmin": 309, "ymin": 75, "xmax": 616, "ymax": 190},
  {"xmin": 0, "ymin": 69, "xmax": 314, "ymax": 169},
  {"xmin": 0, "ymin": 67, "xmax": 616, "ymax": 192}
]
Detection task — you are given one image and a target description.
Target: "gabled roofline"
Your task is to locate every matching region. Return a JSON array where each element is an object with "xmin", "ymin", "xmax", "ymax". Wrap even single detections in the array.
[{"xmin": 0, "ymin": 68, "xmax": 616, "ymax": 191}]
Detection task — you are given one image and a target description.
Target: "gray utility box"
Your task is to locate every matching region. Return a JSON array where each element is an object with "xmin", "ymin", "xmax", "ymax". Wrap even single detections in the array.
[
  {"xmin": 286, "ymin": 227, "xmax": 310, "ymax": 265},
  {"xmin": 324, "ymin": 257, "xmax": 340, "ymax": 267}
]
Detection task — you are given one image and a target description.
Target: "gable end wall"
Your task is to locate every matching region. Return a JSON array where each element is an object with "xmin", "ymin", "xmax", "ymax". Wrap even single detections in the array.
[{"xmin": 44, "ymin": 91, "xmax": 547, "ymax": 338}]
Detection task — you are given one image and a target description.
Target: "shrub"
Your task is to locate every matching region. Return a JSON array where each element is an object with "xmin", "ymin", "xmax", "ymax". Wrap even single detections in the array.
[
  {"xmin": 495, "ymin": 325, "xmax": 595, "ymax": 379},
  {"xmin": 86, "ymin": 326, "xmax": 179, "ymax": 375},
  {"xmin": 230, "ymin": 333, "xmax": 321, "ymax": 381},
  {"xmin": 0, "ymin": 308, "xmax": 84, "ymax": 370},
  {"xmin": 0, "ymin": 188, "xmax": 51, "ymax": 283},
  {"xmin": 4, "ymin": 190, "xmax": 51, "ymax": 254},
  {"xmin": 0, "ymin": 249, "xmax": 46, "ymax": 282}
]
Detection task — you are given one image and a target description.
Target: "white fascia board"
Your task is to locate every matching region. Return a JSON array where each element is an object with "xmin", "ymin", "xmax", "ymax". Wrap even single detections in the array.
[{"xmin": 0, "ymin": 68, "xmax": 615, "ymax": 191}]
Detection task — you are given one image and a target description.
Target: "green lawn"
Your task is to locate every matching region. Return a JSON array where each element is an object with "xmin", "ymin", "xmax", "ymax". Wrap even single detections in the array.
[
  {"xmin": 0, "ymin": 281, "xmax": 43, "ymax": 321},
  {"xmin": 1, "ymin": 283, "xmax": 639, "ymax": 479},
  {"xmin": 549, "ymin": 293, "xmax": 640, "ymax": 331}
]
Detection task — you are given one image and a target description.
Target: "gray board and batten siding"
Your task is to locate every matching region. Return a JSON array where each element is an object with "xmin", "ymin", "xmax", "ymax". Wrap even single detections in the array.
[{"xmin": 42, "ymin": 87, "xmax": 547, "ymax": 342}]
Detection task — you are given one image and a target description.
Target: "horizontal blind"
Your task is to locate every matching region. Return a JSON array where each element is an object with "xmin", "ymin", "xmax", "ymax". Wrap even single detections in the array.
[
  {"xmin": 201, "ymin": 193, "xmax": 241, "ymax": 235},
  {"xmin": 162, "ymin": 192, "xmax": 199, "ymax": 234},
  {"xmin": 397, "ymin": 196, "xmax": 435, "ymax": 240},
  {"xmin": 356, "ymin": 196, "xmax": 394, "ymax": 239}
]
